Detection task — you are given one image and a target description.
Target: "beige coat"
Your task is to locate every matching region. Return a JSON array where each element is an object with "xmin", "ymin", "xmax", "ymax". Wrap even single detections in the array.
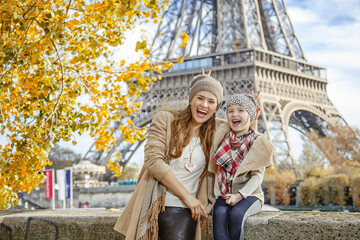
[
  {"xmin": 208, "ymin": 131, "xmax": 274, "ymax": 205},
  {"xmin": 114, "ymin": 110, "xmax": 229, "ymax": 240}
]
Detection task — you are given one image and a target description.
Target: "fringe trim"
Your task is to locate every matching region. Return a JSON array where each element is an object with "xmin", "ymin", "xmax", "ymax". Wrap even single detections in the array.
[
  {"xmin": 138, "ymin": 227, "xmax": 153, "ymax": 240},
  {"xmin": 201, "ymin": 217, "xmax": 212, "ymax": 240},
  {"xmin": 138, "ymin": 192, "xmax": 166, "ymax": 240}
]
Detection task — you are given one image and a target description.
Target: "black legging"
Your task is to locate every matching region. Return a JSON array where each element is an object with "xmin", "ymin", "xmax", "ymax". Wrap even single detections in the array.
[{"xmin": 158, "ymin": 206, "xmax": 197, "ymax": 240}]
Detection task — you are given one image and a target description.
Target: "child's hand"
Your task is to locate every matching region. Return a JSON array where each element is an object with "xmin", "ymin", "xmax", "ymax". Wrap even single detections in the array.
[
  {"xmin": 250, "ymin": 90, "xmax": 261, "ymax": 121},
  {"xmin": 201, "ymin": 68, "xmax": 212, "ymax": 76},
  {"xmin": 224, "ymin": 193, "xmax": 243, "ymax": 206}
]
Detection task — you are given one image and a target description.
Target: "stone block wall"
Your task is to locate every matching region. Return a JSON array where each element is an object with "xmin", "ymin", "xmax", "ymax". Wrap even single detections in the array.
[{"xmin": 1, "ymin": 210, "xmax": 360, "ymax": 240}]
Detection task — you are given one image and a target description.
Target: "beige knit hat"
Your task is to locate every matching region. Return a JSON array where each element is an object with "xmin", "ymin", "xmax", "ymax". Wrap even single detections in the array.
[{"xmin": 189, "ymin": 75, "xmax": 223, "ymax": 105}]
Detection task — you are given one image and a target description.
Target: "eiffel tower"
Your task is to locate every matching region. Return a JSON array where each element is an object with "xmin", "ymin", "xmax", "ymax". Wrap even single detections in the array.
[{"xmin": 84, "ymin": 0, "xmax": 345, "ymax": 174}]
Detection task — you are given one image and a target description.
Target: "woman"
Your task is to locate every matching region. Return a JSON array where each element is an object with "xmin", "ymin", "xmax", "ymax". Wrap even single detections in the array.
[{"xmin": 114, "ymin": 70, "xmax": 229, "ymax": 240}]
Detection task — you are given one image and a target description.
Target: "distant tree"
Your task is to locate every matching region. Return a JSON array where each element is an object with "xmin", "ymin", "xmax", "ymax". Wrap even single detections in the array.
[
  {"xmin": 307, "ymin": 125, "xmax": 360, "ymax": 174},
  {"xmin": 299, "ymin": 135, "xmax": 327, "ymax": 167},
  {"xmin": 297, "ymin": 124, "xmax": 360, "ymax": 207},
  {"xmin": 117, "ymin": 166, "xmax": 138, "ymax": 181},
  {"xmin": 298, "ymin": 135, "xmax": 328, "ymax": 178},
  {"xmin": 274, "ymin": 171, "xmax": 296, "ymax": 206},
  {"xmin": 46, "ymin": 144, "xmax": 81, "ymax": 169},
  {"xmin": 102, "ymin": 165, "xmax": 138, "ymax": 183}
]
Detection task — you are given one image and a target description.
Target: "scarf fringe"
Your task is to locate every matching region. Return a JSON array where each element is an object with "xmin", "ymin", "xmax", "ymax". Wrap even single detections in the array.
[{"xmin": 138, "ymin": 192, "xmax": 166, "ymax": 240}]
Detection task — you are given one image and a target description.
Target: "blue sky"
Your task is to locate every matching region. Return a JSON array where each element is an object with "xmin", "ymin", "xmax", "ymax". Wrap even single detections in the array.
[
  {"xmin": 64, "ymin": 0, "xmax": 360, "ymax": 161},
  {"xmin": 3, "ymin": 0, "xmax": 357, "ymax": 162},
  {"xmin": 286, "ymin": 0, "xmax": 360, "ymax": 130},
  {"xmin": 285, "ymin": 0, "xmax": 360, "ymax": 158},
  {"xmin": 122, "ymin": 0, "xmax": 360, "ymax": 162}
]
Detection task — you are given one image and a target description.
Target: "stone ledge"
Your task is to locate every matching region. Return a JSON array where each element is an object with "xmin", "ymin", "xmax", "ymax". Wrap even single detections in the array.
[
  {"xmin": 244, "ymin": 211, "xmax": 360, "ymax": 240},
  {"xmin": 0, "ymin": 210, "xmax": 359, "ymax": 240}
]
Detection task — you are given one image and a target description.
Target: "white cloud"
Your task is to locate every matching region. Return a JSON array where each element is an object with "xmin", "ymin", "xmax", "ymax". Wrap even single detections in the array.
[
  {"xmin": 326, "ymin": 69, "xmax": 360, "ymax": 129},
  {"xmin": 308, "ymin": 51, "xmax": 360, "ymax": 71},
  {"xmin": 287, "ymin": 7, "xmax": 319, "ymax": 24}
]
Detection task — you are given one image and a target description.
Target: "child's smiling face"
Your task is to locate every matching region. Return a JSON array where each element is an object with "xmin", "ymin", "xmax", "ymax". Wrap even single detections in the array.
[{"xmin": 226, "ymin": 105, "xmax": 249, "ymax": 133}]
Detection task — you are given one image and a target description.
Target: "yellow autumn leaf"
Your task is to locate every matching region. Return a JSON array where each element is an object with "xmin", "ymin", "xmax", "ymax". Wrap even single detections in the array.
[
  {"xmin": 162, "ymin": 62, "xmax": 173, "ymax": 71},
  {"xmin": 67, "ymin": 19, "xmax": 80, "ymax": 30},
  {"xmin": 108, "ymin": 160, "xmax": 116, "ymax": 167},
  {"xmin": 176, "ymin": 58, "xmax": 184, "ymax": 63},
  {"xmin": 135, "ymin": 41, "xmax": 147, "ymax": 52},
  {"xmin": 143, "ymin": 49, "xmax": 150, "ymax": 58},
  {"xmin": 180, "ymin": 32, "xmax": 189, "ymax": 43},
  {"xmin": 137, "ymin": 77, "xmax": 146, "ymax": 86}
]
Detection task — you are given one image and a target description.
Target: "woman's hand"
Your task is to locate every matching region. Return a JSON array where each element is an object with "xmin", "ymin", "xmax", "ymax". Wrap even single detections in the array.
[
  {"xmin": 224, "ymin": 193, "xmax": 243, "ymax": 206},
  {"xmin": 250, "ymin": 90, "xmax": 261, "ymax": 121},
  {"xmin": 160, "ymin": 171, "xmax": 208, "ymax": 222},
  {"xmin": 182, "ymin": 193, "xmax": 208, "ymax": 221}
]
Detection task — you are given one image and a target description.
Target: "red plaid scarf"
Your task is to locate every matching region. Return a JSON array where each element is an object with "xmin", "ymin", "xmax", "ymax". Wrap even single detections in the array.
[{"xmin": 213, "ymin": 128, "xmax": 255, "ymax": 198}]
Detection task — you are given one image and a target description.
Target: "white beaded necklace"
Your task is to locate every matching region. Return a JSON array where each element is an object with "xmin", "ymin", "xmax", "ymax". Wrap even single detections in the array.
[{"xmin": 184, "ymin": 137, "xmax": 199, "ymax": 172}]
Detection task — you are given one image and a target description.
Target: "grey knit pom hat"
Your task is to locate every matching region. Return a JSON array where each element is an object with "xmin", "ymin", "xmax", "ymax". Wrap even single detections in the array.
[
  {"xmin": 226, "ymin": 94, "xmax": 257, "ymax": 122},
  {"xmin": 189, "ymin": 75, "xmax": 223, "ymax": 105}
]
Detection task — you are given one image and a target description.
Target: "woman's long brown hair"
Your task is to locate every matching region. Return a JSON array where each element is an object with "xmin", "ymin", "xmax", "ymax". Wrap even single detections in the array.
[{"xmin": 168, "ymin": 105, "xmax": 217, "ymax": 180}]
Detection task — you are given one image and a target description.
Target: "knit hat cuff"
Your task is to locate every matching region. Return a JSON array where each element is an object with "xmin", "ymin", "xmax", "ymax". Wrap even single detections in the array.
[
  {"xmin": 226, "ymin": 94, "xmax": 257, "ymax": 122},
  {"xmin": 189, "ymin": 75, "xmax": 223, "ymax": 105}
]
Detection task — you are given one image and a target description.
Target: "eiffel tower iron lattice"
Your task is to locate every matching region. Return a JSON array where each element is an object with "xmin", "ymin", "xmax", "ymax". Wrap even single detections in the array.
[{"xmin": 84, "ymin": 0, "xmax": 345, "ymax": 174}]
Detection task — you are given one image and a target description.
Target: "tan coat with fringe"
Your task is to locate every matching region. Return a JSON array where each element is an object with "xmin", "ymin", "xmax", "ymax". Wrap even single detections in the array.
[{"xmin": 114, "ymin": 110, "xmax": 229, "ymax": 240}]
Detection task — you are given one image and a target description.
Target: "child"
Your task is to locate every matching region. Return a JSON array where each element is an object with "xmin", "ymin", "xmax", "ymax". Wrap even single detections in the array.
[{"xmin": 212, "ymin": 94, "xmax": 274, "ymax": 240}]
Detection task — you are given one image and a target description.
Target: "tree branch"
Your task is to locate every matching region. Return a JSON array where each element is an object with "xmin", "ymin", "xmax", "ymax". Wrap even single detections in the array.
[
  {"xmin": 44, "ymin": 38, "xmax": 65, "ymax": 123},
  {"xmin": 22, "ymin": 0, "xmax": 40, "ymax": 19},
  {"xmin": 0, "ymin": 101, "xmax": 5, "ymax": 127}
]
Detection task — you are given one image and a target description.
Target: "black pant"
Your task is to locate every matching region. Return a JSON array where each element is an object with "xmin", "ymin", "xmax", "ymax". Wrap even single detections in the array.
[{"xmin": 158, "ymin": 206, "xmax": 196, "ymax": 240}]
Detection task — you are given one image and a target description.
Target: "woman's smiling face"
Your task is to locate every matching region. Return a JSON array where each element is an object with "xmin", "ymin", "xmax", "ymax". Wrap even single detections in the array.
[{"xmin": 190, "ymin": 91, "xmax": 218, "ymax": 126}]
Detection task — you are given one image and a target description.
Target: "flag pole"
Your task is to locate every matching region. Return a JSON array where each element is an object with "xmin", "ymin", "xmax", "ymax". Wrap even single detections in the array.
[
  {"xmin": 52, "ymin": 169, "xmax": 55, "ymax": 209},
  {"xmin": 70, "ymin": 168, "xmax": 73, "ymax": 208}
]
